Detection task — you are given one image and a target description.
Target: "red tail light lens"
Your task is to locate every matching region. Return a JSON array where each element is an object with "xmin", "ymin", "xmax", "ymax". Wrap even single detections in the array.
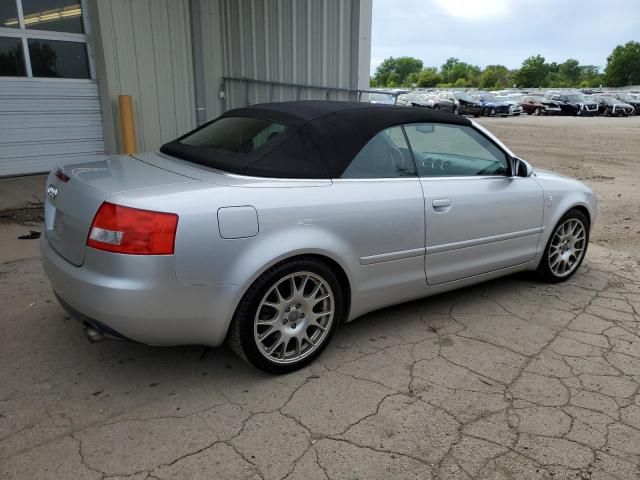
[
  {"xmin": 87, "ymin": 202, "xmax": 178, "ymax": 255},
  {"xmin": 55, "ymin": 169, "xmax": 70, "ymax": 183}
]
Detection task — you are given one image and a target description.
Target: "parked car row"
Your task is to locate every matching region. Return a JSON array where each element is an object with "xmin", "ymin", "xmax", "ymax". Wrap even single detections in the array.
[{"xmin": 385, "ymin": 88, "xmax": 640, "ymax": 118}]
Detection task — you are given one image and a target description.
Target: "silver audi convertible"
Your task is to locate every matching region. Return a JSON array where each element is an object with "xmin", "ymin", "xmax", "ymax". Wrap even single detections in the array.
[{"xmin": 41, "ymin": 101, "xmax": 596, "ymax": 373}]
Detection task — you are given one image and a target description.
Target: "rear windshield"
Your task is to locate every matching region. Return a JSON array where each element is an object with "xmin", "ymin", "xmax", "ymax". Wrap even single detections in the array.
[{"xmin": 180, "ymin": 116, "xmax": 286, "ymax": 154}]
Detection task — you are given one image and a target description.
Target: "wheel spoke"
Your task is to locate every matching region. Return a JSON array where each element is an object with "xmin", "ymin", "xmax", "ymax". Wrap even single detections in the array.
[
  {"xmin": 273, "ymin": 285, "xmax": 285, "ymax": 304},
  {"xmin": 302, "ymin": 331, "xmax": 316, "ymax": 346},
  {"xmin": 293, "ymin": 337, "xmax": 301, "ymax": 358},
  {"xmin": 267, "ymin": 337, "xmax": 284, "ymax": 355},
  {"xmin": 256, "ymin": 316, "xmax": 278, "ymax": 325},
  {"xmin": 295, "ymin": 275, "xmax": 310, "ymax": 296},
  {"xmin": 307, "ymin": 282, "xmax": 323, "ymax": 300},
  {"xmin": 258, "ymin": 326, "xmax": 275, "ymax": 341},
  {"xmin": 313, "ymin": 294, "xmax": 331, "ymax": 305}
]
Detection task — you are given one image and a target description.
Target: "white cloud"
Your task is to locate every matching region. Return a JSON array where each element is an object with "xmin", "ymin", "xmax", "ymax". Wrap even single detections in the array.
[{"xmin": 433, "ymin": 0, "xmax": 510, "ymax": 20}]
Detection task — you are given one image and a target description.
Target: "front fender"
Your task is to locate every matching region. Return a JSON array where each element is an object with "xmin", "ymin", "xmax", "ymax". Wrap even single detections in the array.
[{"xmin": 531, "ymin": 172, "xmax": 597, "ymax": 268}]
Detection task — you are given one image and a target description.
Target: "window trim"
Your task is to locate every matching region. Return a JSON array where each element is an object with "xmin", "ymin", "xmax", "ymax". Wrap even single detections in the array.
[
  {"xmin": 0, "ymin": 0, "xmax": 95, "ymax": 79},
  {"xmin": 402, "ymin": 121, "xmax": 512, "ymax": 179}
]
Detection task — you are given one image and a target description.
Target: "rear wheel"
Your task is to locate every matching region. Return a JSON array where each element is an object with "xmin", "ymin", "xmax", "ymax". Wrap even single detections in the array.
[
  {"xmin": 536, "ymin": 209, "xmax": 589, "ymax": 283},
  {"xmin": 227, "ymin": 258, "xmax": 343, "ymax": 373}
]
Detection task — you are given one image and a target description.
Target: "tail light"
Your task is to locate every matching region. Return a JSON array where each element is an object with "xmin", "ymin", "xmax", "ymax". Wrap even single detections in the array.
[
  {"xmin": 55, "ymin": 169, "xmax": 70, "ymax": 183},
  {"xmin": 87, "ymin": 202, "xmax": 178, "ymax": 255}
]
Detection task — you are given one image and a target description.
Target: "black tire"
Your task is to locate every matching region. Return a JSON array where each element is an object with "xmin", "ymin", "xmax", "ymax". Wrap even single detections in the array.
[
  {"xmin": 536, "ymin": 209, "xmax": 590, "ymax": 283},
  {"xmin": 227, "ymin": 257, "xmax": 344, "ymax": 373},
  {"xmin": 534, "ymin": 107, "xmax": 542, "ymax": 116}
]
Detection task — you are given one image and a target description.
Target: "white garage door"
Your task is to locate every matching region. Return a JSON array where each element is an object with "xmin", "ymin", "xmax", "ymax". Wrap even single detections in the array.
[
  {"xmin": 0, "ymin": 0, "xmax": 105, "ymax": 176},
  {"xmin": 0, "ymin": 79, "xmax": 105, "ymax": 176}
]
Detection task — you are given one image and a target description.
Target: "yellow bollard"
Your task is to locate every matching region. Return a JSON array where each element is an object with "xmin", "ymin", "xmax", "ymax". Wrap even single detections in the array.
[{"xmin": 118, "ymin": 95, "xmax": 137, "ymax": 154}]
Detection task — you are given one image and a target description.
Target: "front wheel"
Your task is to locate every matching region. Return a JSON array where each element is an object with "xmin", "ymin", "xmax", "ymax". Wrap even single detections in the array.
[
  {"xmin": 227, "ymin": 258, "xmax": 343, "ymax": 373},
  {"xmin": 536, "ymin": 210, "xmax": 589, "ymax": 283}
]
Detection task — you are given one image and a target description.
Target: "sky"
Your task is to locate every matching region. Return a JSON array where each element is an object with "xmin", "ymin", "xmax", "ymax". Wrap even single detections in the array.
[{"xmin": 370, "ymin": 0, "xmax": 640, "ymax": 74}]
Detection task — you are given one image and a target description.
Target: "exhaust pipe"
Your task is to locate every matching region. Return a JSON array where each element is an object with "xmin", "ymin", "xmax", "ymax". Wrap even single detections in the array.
[{"xmin": 84, "ymin": 326, "xmax": 105, "ymax": 343}]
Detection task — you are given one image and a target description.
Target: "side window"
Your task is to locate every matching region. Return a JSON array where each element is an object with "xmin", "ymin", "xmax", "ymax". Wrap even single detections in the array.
[
  {"xmin": 404, "ymin": 123, "xmax": 510, "ymax": 177},
  {"xmin": 341, "ymin": 126, "xmax": 417, "ymax": 179}
]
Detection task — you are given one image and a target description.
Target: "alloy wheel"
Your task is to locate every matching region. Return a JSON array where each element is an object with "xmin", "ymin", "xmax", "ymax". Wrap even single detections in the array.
[
  {"xmin": 548, "ymin": 218, "xmax": 586, "ymax": 278},
  {"xmin": 253, "ymin": 272, "xmax": 334, "ymax": 364}
]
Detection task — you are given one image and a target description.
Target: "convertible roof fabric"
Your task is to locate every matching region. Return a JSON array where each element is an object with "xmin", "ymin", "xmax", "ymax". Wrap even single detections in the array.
[{"xmin": 160, "ymin": 100, "xmax": 472, "ymax": 178}]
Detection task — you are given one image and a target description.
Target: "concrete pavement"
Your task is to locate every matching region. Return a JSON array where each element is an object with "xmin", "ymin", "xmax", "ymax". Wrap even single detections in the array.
[{"xmin": 1, "ymin": 244, "xmax": 639, "ymax": 479}]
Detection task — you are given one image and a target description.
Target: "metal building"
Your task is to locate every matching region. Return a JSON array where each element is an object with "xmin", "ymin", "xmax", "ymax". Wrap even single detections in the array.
[{"xmin": 0, "ymin": 0, "xmax": 372, "ymax": 176}]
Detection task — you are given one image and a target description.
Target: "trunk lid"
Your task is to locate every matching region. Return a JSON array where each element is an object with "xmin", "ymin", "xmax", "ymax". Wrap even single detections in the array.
[{"xmin": 44, "ymin": 154, "xmax": 199, "ymax": 266}]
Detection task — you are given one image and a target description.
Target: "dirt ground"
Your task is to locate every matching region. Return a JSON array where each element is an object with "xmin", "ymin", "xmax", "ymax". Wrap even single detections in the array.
[
  {"xmin": 477, "ymin": 115, "xmax": 640, "ymax": 254},
  {"xmin": 1, "ymin": 116, "xmax": 639, "ymax": 480}
]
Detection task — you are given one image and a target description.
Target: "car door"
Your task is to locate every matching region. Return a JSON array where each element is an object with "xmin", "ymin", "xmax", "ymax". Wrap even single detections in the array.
[
  {"xmin": 334, "ymin": 126, "xmax": 426, "ymax": 295},
  {"xmin": 403, "ymin": 122, "xmax": 544, "ymax": 285}
]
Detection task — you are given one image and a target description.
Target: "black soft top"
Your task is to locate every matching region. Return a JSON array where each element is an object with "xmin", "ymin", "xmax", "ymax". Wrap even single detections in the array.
[{"xmin": 160, "ymin": 100, "xmax": 471, "ymax": 179}]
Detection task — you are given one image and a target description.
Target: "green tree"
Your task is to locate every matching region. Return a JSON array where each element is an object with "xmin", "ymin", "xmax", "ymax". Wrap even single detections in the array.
[
  {"xmin": 478, "ymin": 65, "xmax": 511, "ymax": 89},
  {"xmin": 605, "ymin": 41, "xmax": 640, "ymax": 86},
  {"xmin": 514, "ymin": 55, "xmax": 549, "ymax": 87},
  {"xmin": 373, "ymin": 56, "xmax": 423, "ymax": 87},
  {"xmin": 417, "ymin": 67, "xmax": 442, "ymax": 87},
  {"xmin": 558, "ymin": 59, "xmax": 581, "ymax": 85},
  {"xmin": 578, "ymin": 65, "xmax": 603, "ymax": 87},
  {"xmin": 440, "ymin": 57, "xmax": 480, "ymax": 85}
]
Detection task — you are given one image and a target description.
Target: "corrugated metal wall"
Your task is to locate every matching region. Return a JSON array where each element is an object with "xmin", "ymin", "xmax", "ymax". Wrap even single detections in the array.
[
  {"xmin": 91, "ymin": 0, "xmax": 371, "ymax": 153},
  {"xmin": 0, "ymin": 79, "xmax": 105, "ymax": 176},
  {"xmin": 200, "ymin": 0, "xmax": 371, "ymax": 120},
  {"xmin": 90, "ymin": 0, "xmax": 196, "ymax": 154}
]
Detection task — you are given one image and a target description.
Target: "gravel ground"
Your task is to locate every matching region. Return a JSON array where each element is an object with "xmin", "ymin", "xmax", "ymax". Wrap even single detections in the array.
[
  {"xmin": 477, "ymin": 115, "xmax": 640, "ymax": 254},
  {"xmin": 1, "ymin": 116, "xmax": 639, "ymax": 479}
]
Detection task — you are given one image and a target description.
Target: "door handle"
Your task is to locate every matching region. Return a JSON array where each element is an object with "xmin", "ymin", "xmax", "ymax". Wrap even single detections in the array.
[
  {"xmin": 432, "ymin": 198, "xmax": 452, "ymax": 212},
  {"xmin": 432, "ymin": 198, "xmax": 452, "ymax": 208}
]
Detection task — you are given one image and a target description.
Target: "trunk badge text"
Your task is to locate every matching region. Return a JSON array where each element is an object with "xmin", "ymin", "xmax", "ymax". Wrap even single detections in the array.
[{"xmin": 47, "ymin": 185, "xmax": 58, "ymax": 199}]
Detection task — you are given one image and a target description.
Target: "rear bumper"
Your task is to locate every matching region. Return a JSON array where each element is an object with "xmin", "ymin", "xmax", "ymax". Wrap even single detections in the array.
[{"xmin": 41, "ymin": 238, "xmax": 242, "ymax": 347}]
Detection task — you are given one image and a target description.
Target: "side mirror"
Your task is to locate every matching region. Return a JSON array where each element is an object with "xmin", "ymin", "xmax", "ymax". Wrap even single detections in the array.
[{"xmin": 510, "ymin": 157, "xmax": 533, "ymax": 177}]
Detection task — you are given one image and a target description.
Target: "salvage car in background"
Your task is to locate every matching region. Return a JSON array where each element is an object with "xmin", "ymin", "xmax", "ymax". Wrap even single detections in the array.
[
  {"xmin": 520, "ymin": 95, "xmax": 563, "ymax": 115},
  {"xmin": 590, "ymin": 95, "xmax": 635, "ymax": 117},
  {"xmin": 438, "ymin": 91, "xmax": 482, "ymax": 117},
  {"xmin": 397, "ymin": 92, "xmax": 433, "ymax": 108},
  {"xmin": 474, "ymin": 93, "xmax": 511, "ymax": 117},
  {"xmin": 367, "ymin": 91, "xmax": 397, "ymax": 105},
  {"xmin": 41, "ymin": 101, "xmax": 596, "ymax": 373},
  {"xmin": 610, "ymin": 93, "xmax": 640, "ymax": 114},
  {"xmin": 546, "ymin": 92, "xmax": 599, "ymax": 116},
  {"xmin": 495, "ymin": 95, "xmax": 523, "ymax": 116},
  {"xmin": 398, "ymin": 92, "xmax": 457, "ymax": 113}
]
